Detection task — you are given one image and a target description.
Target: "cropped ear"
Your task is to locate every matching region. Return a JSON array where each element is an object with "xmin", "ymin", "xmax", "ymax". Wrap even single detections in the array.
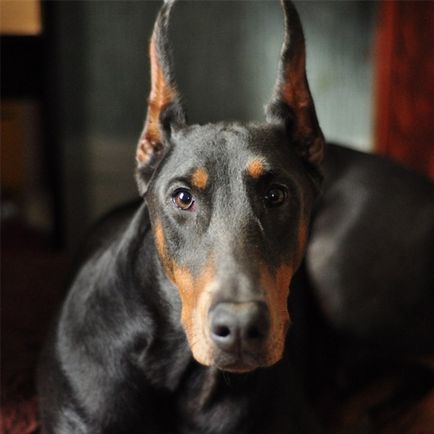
[
  {"xmin": 265, "ymin": 0, "xmax": 324, "ymax": 166},
  {"xmin": 136, "ymin": 0, "xmax": 186, "ymax": 195}
]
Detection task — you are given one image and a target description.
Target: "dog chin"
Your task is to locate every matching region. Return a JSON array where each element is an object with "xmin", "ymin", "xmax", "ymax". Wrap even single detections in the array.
[
  {"xmin": 215, "ymin": 361, "xmax": 261, "ymax": 373},
  {"xmin": 212, "ymin": 351, "xmax": 279, "ymax": 373},
  {"xmin": 189, "ymin": 339, "xmax": 284, "ymax": 373}
]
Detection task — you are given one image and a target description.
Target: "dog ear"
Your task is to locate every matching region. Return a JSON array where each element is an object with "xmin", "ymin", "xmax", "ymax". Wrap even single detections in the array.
[
  {"xmin": 136, "ymin": 0, "xmax": 186, "ymax": 195},
  {"xmin": 266, "ymin": 0, "xmax": 324, "ymax": 166}
]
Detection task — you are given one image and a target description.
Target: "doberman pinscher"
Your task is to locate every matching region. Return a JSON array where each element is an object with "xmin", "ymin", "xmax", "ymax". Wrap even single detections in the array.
[{"xmin": 38, "ymin": 1, "xmax": 434, "ymax": 433}]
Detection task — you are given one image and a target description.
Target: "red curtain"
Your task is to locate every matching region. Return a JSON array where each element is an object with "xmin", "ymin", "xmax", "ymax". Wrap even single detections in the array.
[{"xmin": 375, "ymin": 0, "xmax": 434, "ymax": 179}]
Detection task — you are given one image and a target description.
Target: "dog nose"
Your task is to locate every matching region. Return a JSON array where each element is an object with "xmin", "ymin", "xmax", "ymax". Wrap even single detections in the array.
[{"xmin": 209, "ymin": 302, "xmax": 270, "ymax": 352}]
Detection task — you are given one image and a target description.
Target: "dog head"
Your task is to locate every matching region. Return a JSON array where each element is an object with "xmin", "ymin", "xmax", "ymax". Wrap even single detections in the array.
[{"xmin": 136, "ymin": 0, "xmax": 324, "ymax": 372}]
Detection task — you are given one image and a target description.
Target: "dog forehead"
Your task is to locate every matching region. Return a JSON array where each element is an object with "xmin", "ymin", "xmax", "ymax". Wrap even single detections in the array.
[{"xmin": 171, "ymin": 122, "xmax": 289, "ymax": 168}]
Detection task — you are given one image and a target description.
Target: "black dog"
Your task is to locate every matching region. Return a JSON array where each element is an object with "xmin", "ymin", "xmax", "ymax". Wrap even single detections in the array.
[{"xmin": 38, "ymin": 1, "xmax": 434, "ymax": 433}]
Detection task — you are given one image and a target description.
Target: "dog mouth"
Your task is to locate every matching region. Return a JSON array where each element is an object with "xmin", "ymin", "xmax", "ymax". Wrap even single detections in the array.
[
  {"xmin": 212, "ymin": 349, "xmax": 273, "ymax": 373},
  {"xmin": 188, "ymin": 330, "xmax": 281, "ymax": 373}
]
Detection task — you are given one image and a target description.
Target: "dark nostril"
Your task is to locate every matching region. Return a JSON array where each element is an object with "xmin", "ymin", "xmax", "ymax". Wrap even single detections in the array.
[
  {"xmin": 246, "ymin": 325, "xmax": 263, "ymax": 340},
  {"xmin": 214, "ymin": 325, "xmax": 231, "ymax": 338},
  {"xmin": 210, "ymin": 321, "xmax": 237, "ymax": 352},
  {"xmin": 209, "ymin": 302, "xmax": 270, "ymax": 352}
]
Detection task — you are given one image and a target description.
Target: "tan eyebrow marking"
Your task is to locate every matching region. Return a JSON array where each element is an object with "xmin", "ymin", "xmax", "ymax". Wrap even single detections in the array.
[
  {"xmin": 246, "ymin": 159, "xmax": 266, "ymax": 179},
  {"xmin": 191, "ymin": 167, "xmax": 209, "ymax": 190}
]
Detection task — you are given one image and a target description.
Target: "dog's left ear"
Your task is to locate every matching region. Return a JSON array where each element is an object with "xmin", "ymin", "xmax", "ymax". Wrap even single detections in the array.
[
  {"xmin": 266, "ymin": 0, "xmax": 324, "ymax": 166},
  {"xmin": 136, "ymin": 0, "xmax": 186, "ymax": 195}
]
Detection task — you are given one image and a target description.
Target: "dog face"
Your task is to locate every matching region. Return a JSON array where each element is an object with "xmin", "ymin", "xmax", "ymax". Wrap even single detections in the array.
[
  {"xmin": 145, "ymin": 123, "xmax": 315, "ymax": 370},
  {"xmin": 136, "ymin": 0, "xmax": 324, "ymax": 372}
]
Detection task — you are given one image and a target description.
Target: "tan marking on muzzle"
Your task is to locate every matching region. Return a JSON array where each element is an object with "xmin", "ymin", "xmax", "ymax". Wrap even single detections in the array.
[
  {"xmin": 257, "ymin": 217, "xmax": 308, "ymax": 365},
  {"xmin": 259, "ymin": 262, "xmax": 294, "ymax": 366},
  {"xmin": 154, "ymin": 221, "xmax": 170, "ymax": 270},
  {"xmin": 166, "ymin": 268, "xmax": 214, "ymax": 365},
  {"xmin": 153, "ymin": 222, "xmax": 216, "ymax": 365},
  {"xmin": 191, "ymin": 167, "xmax": 209, "ymax": 190},
  {"xmin": 176, "ymin": 261, "xmax": 216, "ymax": 366},
  {"xmin": 295, "ymin": 219, "xmax": 309, "ymax": 267}
]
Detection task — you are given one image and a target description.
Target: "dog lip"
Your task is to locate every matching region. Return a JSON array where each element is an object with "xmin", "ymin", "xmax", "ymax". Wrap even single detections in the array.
[
  {"xmin": 217, "ymin": 362, "xmax": 257, "ymax": 373},
  {"xmin": 213, "ymin": 350, "xmax": 267, "ymax": 373}
]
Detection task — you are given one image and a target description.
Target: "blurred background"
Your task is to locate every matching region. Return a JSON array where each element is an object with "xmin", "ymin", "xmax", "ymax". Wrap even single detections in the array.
[{"xmin": 1, "ymin": 0, "xmax": 433, "ymax": 432}]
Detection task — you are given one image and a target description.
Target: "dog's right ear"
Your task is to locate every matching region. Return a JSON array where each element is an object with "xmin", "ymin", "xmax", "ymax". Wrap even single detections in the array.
[{"xmin": 136, "ymin": 0, "xmax": 186, "ymax": 196}]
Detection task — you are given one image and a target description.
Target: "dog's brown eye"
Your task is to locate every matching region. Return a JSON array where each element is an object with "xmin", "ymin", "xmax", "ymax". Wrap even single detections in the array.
[
  {"xmin": 264, "ymin": 186, "xmax": 287, "ymax": 207},
  {"xmin": 173, "ymin": 189, "xmax": 194, "ymax": 210}
]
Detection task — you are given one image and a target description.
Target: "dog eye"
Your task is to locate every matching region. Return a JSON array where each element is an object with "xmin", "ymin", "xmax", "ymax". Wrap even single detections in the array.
[
  {"xmin": 172, "ymin": 189, "xmax": 194, "ymax": 210},
  {"xmin": 264, "ymin": 186, "xmax": 287, "ymax": 207}
]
